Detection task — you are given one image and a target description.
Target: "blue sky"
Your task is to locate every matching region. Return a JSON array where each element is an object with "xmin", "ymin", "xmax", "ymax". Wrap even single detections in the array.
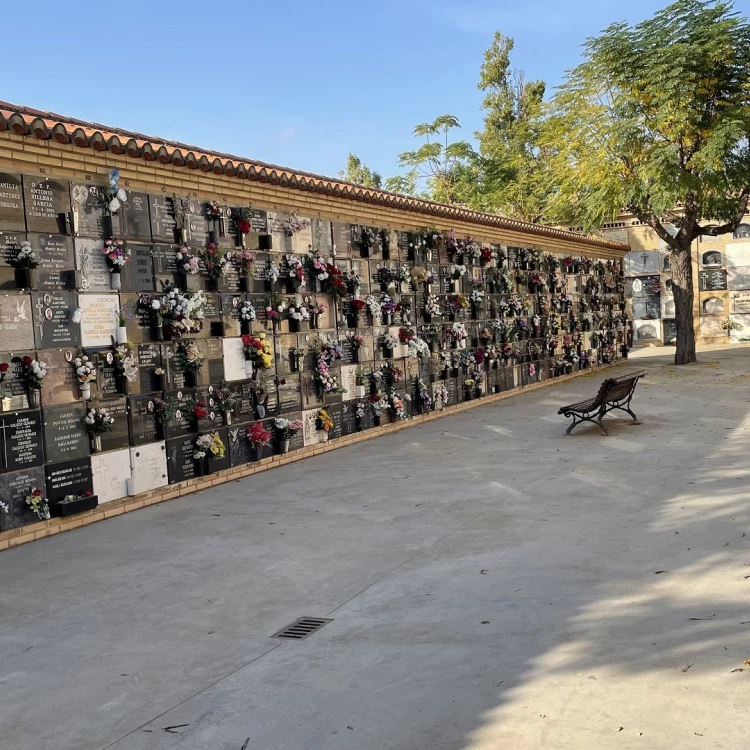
[{"xmin": 3, "ymin": 0, "xmax": 750, "ymax": 183}]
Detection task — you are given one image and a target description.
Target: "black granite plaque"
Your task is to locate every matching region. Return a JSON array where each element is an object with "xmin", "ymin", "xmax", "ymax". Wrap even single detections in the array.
[
  {"xmin": 28, "ymin": 233, "xmax": 75, "ymax": 291},
  {"xmin": 128, "ymin": 395, "xmax": 160, "ymax": 445},
  {"xmin": 325, "ymin": 402, "xmax": 343, "ymax": 439},
  {"xmin": 70, "ymin": 181, "xmax": 105, "ymax": 238},
  {"xmin": 166, "ymin": 435, "xmax": 198, "ymax": 483},
  {"xmin": 632, "ymin": 296, "xmax": 661, "ymax": 320},
  {"xmin": 219, "ymin": 294, "xmax": 242, "ymax": 337},
  {"xmin": 45, "ymin": 457, "xmax": 93, "ymax": 502},
  {"xmin": 32, "ymin": 290, "xmax": 81, "ymax": 348},
  {"xmin": 331, "ymin": 222, "xmax": 352, "ymax": 257},
  {"xmin": 233, "ymin": 382, "xmax": 255, "ymax": 418},
  {"xmin": 0, "ymin": 230, "xmax": 23, "ymax": 268},
  {"xmin": 23, "ymin": 176, "xmax": 70, "ymax": 234},
  {"xmin": 91, "ymin": 349, "xmax": 119, "ymax": 399},
  {"xmin": 698, "ymin": 269, "xmax": 728, "ymax": 292},
  {"xmin": 184, "ymin": 199, "xmax": 209, "ymax": 245},
  {"xmin": 120, "ymin": 192, "xmax": 152, "ymax": 240},
  {"xmin": 150, "ymin": 195, "xmax": 177, "ymax": 241},
  {"xmin": 227, "ymin": 422, "xmax": 253, "ymax": 466},
  {"xmin": 121, "ymin": 244, "xmax": 154, "ymax": 292},
  {"xmin": 120, "ymin": 293, "xmax": 153, "ymax": 345},
  {"xmin": 96, "ymin": 398, "xmax": 129, "ymax": 452},
  {"xmin": 205, "ymin": 426, "xmax": 230, "ymax": 473},
  {"xmin": 151, "ymin": 243, "xmax": 180, "ymax": 278},
  {"xmin": 663, "ymin": 318, "xmax": 677, "ymax": 343},
  {"xmin": 0, "ymin": 172, "xmax": 25, "ymax": 232},
  {"xmin": 43, "ymin": 403, "xmax": 89, "ymax": 462},
  {"xmin": 163, "ymin": 389, "xmax": 197, "ymax": 438},
  {"xmin": 196, "ymin": 385, "xmax": 224, "ymax": 431},
  {"xmin": 0, "ymin": 411, "xmax": 44, "ymax": 473},
  {"xmin": 136, "ymin": 343, "xmax": 162, "ymax": 393},
  {"xmin": 0, "ymin": 466, "xmax": 46, "ymax": 530}
]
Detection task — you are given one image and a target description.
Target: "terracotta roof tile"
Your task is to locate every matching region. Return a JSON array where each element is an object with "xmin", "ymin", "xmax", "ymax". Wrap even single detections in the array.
[{"xmin": 0, "ymin": 100, "xmax": 627, "ymax": 253}]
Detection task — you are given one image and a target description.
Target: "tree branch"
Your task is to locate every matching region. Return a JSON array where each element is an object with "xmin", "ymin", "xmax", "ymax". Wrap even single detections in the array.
[{"xmin": 699, "ymin": 189, "xmax": 750, "ymax": 237}]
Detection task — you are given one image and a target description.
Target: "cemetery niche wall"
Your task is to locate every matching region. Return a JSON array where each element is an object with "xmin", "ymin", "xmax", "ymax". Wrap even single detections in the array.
[{"xmin": 0, "ymin": 109, "xmax": 628, "ymax": 536}]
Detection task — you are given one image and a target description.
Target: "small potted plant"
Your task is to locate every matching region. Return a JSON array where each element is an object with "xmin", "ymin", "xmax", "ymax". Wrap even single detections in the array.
[
  {"xmin": 354, "ymin": 365, "xmax": 367, "ymax": 398},
  {"xmin": 273, "ymin": 417, "xmax": 303, "ymax": 454},
  {"xmin": 214, "ymin": 386, "xmax": 236, "ymax": 426},
  {"xmin": 25, "ymin": 487, "xmax": 50, "ymax": 521},
  {"xmin": 83, "ymin": 406, "xmax": 115, "ymax": 453},
  {"xmin": 247, "ymin": 422, "xmax": 271, "ymax": 461},
  {"xmin": 316, "ymin": 408, "xmax": 333, "ymax": 442},
  {"xmin": 102, "ymin": 237, "xmax": 131, "ymax": 290},
  {"xmin": 52, "ymin": 491, "xmax": 98, "ymax": 517},
  {"xmin": 72, "ymin": 352, "xmax": 97, "ymax": 401},
  {"xmin": 13, "ymin": 240, "xmax": 38, "ymax": 288},
  {"xmin": 22, "ymin": 356, "xmax": 47, "ymax": 409}
]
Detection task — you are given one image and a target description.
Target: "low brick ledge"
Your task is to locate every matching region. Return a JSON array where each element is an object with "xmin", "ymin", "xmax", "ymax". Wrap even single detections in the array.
[{"xmin": 0, "ymin": 364, "xmax": 615, "ymax": 552}]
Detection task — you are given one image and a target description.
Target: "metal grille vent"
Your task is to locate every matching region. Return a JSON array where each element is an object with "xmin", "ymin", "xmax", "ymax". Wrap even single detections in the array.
[{"xmin": 272, "ymin": 617, "xmax": 332, "ymax": 640}]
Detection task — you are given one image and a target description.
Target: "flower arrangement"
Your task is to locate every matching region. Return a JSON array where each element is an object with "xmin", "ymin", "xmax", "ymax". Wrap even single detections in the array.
[
  {"xmin": 101, "ymin": 167, "xmax": 128, "ymax": 214},
  {"xmin": 192, "ymin": 400, "xmax": 208, "ymax": 420},
  {"xmin": 381, "ymin": 295, "xmax": 396, "ymax": 315},
  {"xmin": 314, "ymin": 354, "xmax": 344, "ymax": 394},
  {"xmin": 82, "ymin": 406, "xmax": 115, "ymax": 436},
  {"xmin": 351, "ymin": 334, "xmax": 365, "ymax": 349},
  {"xmin": 114, "ymin": 343, "xmax": 138, "ymax": 383},
  {"xmin": 309, "ymin": 300, "xmax": 327, "ymax": 318},
  {"xmin": 288, "ymin": 303, "xmax": 311, "ymax": 322},
  {"xmin": 73, "ymin": 353, "xmax": 97, "ymax": 386},
  {"xmin": 381, "ymin": 331, "xmax": 399, "ymax": 351},
  {"xmin": 175, "ymin": 340, "xmax": 204, "ymax": 374},
  {"xmin": 25, "ymin": 487, "xmax": 49, "ymax": 520},
  {"xmin": 449, "ymin": 293, "xmax": 469, "ymax": 314},
  {"xmin": 152, "ymin": 288, "xmax": 206, "ymax": 337},
  {"xmin": 316, "ymin": 408, "xmax": 334, "ymax": 433},
  {"xmin": 355, "ymin": 402, "xmax": 366, "ymax": 421},
  {"xmin": 265, "ymin": 294, "xmax": 287, "ymax": 322},
  {"xmin": 236, "ymin": 250, "xmax": 256, "ymax": 276},
  {"xmin": 450, "ymin": 263, "xmax": 467, "ymax": 280},
  {"xmin": 102, "ymin": 237, "xmax": 132, "ymax": 274},
  {"xmin": 285, "ymin": 254, "xmax": 306, "ymax": 290},
  {"xmin": 389, "ymin": 393, "xmax": 406, "ymax": 420},
  {"xmin": 433, "ymin": 383, "xmax": 449, "ymax": 409},
  {"xmin": 198, "ymin": 243, "xmax": 232, "ymax": 280},
  {"xmin": 448, "ymin": 322, "xmax": 467, "ymax": 342},
  {"xmin": 205, "ymin": 200, "xmax": 222, "ymax": 221},
  {"xmin": 272, "ymin": 211, "xmax": 310, "ymax": 236},
  {"xmin": 369, "ymin": 393, "xmax": 389, "ymax": 417},
  {"xmin": 365, "ymin": 294, "xmax": 382, "ymax": 318},
  {"xmin": 479, "ymin": 327, "xmax": 492, "ymax": 341},
  {"xmin": 274, "ymin": 417, "xmax": 303, "ymax": 440},
  {"xmin": 0, "ymin": 499, "xmax": 8, "ymax": 517},
  {"xmin": 500, "ymin": 269, "xmax": 513, "ymax": 293},
  {"xmin": 398, "ymin": 326, "xmax": 415, "ymax": 343},
  {"xmin": 195, "ymin": 432, "xmax": 226, "ymax": 459},
  {"xmin": 411, "ymin": 266, "xmax": 428, "ymax": 284},
  {"xmin": 349, "ymin": 298, "xmax": 366, "ymax": 318},
  {"xmin": 407, "ymin": 337, "xmax": 430, "ymax": 359},
  {"xmin": 509, "ymin": 294, "xmax": 525, "ymax": 316},
  {"xmin": 241, "ymin": 332, "xmax": 274, "ymax": 369},
  {"xmin": 562, "ymin": 256, "xmax": 574, "ymax": 270},
  {"xmin": 424, "ymin": 294, "xmax": 442, "ymax": 317},
  {"xmin": 240, "ymin": 300, "xmax": 256, "ymax": 322},
  {"xmin": 464, "ymin": 239, "xmax": 483, "ymax": 262},
  {"xmin": 153, "ymin": 396, "xmax": 175, "ymax": 425},
  {"xmin": 651, "ymin": 279, "xmax": 661, "ymax": 294},
  {"xmin": 266, "ymin": 260, "xmax": 281, "ymax": 285},
  {"xmin": 470, "ymin": 288, "xmax": 485, "ymax": 308},
  {"xmin": 480, "ymin": 246, "xmax": 495, "ymax": 264},
  {"xmin": 175, "ymin": 245, "xmax": 201, "ymax": 275},
  {"xmin": 234, "ymin": 207, "xmax": 253, "ymax": 236},
  {"xmin": 417, "ymin": 378, "xmax": 433, "ymax": 411},
  {"xmin": 214, "ymin": 387, "xmax": 236, "ymax": 415},
  {"xmin": 721, "ymin": 317, "xmax": 741, "ymax": 331},
  {"xmin": 14, "ymin": 240, "xmax": 38, "ymax": 269},
  {"xmin": 345, "ymin": 269, "xmax": 363, "ymax": 296},
  {"xmin": 22, "ymin": 356, "xmax": 47, "ymax": 390}
]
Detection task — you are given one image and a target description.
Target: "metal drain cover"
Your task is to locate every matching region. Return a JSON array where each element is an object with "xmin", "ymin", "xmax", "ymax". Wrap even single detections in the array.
[{"xmin": 272, "ymin": 617, "xmax": 333, "ymax": 640}]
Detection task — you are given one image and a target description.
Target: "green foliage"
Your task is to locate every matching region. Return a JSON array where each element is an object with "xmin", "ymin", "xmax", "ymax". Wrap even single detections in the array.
[
  {"xmin": 394, "ymin": 114, "xmax": 479, "ymax": 205},
  {"xmin": 474, "ymin": 33, "xmax": 553, "ymax": 222},
  {"xmin": 542, "ymin": 0, "xmax": 750, "ymax": 242},
  {"xmin": 338, "ymin": 153, "xmax": 383, "ymax": 189},
  {"xmin": 383, "ymin": 173, "xmax": 419, "ymax": 196}
]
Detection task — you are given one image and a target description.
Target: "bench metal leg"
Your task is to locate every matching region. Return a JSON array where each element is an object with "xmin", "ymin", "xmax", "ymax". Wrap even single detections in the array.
[
  {"xmin": 602, "ymin": 398, "xmax": 638, "ymax": 422},
  {"xmin": 565, "ymin": 414, "xmax": 609, "ymax": 436}
]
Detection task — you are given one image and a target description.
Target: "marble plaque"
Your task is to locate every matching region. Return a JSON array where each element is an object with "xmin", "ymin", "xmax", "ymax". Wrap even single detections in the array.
[
  {"xmin": 0, "ymin": 353, "xmax": 32, "ymax": 411},
  {"xmin": 729, "ymin": 314, "xmax": 750, "ymax": 341},
  {"xmin": 731, "ymin": 291, "xmax": 750, "ymax": 314},
  {"xmin": 222, "ymin": 337, "xmax": 246, "ymax": 381},
  {"xmin": 219, "ymin": 294, "xmax": 242, "ymax": 337},
  {"xmin": 166, "ymin": 435, "xmax": 198, "ymax": 483},
  {"xmin": 277, "ymin": 380, "xmax": 302, "ymax": 414},
  {"xmin": 0, "ymin": 411, "xmax": 44, "ymax": 473},
  {"xmin": 301, "ymin": 407, "xmax": 322, "ymax": 446},
  {"xmin": 32, "ymin": 290, "xmax": 80, "ymax": 348},
  {"xmin": 727, "ymin": 266, "xmax": 750, "ymax": 291},
  {"xmin": 45, "ymin": 457, "xmax": 93, "ymax": 502},
  {"xmin": 331, "ymin": 222, "xmax": 352, "ymax": 257},
  {"xmin": 120, "ymin": 192, "xmax": 152, "ymax": 240},
  {"xmin": 633, "ymin": 319, "xmax": 661, "ymax": 342},
  {"xmin": 127, "ymin": 395, "xmax": 160, "ymax": 445},
  {"xmin": 75, "ymin": 237, "xmax": 110, "ymax": 291},
  {"xmin": 129, "ymin": 441, "xmax": 168, "ymax": 494},
  {"xmin": 121, "ymin": 243, "xmax": 154, "ymax": 292},
  {"xmin": 0, "ymin": 293, "xmax": 34, "ymax": 350},
  {"xmin": 91, "ymin": 447, "xmax": 131, "ymax": 503},
  {"xmin": 28, "ymin": 233, "xmax": 75, "ymax": 291},
  {"xmin": 70, "ymin": 181, "xmax": 106, "ymax": 238},
  {"xmin": 119, "ymin": 293, "xmax": 153, "ymax": 345},
  {"xmin": 39, "ymin": 347, "xmax": 79, "ymax": 406},
  {"xmin": 662, "ymin": 319, "xmax": 677, "ymax": 343},
  {"xmin": 0, "ymin": 466, "xmax": 45, "ymax": 530},
  {"xmin": 78, "ymin": 293, "xmax": 119, "ymax": 346},
  {"xmin": 725, "ymin": 242, "xmax": 750, "ymax": 269},
  {"xmin": 311, "ymin": 218, "xmax": 332, "ymax": 256},
  {"xmin": 43, "ymin": 403, "xmax": 89, "ymax": 462},
  {"xmin": 631, "ymin": 296, "xmax": 661, "ymax": 320},
  {"xmin": 23, "ymin": 175, "xmax": 70, "ymax": 234},
  {"xmin": 149, "ymin": 195, "xmax": 177, "ymax": 241},
  {"xmin": 340, "ymin": 364, "xmax": 358, "ymax": 400},
  {"xmin": 0, "ymin": 172, "xmax": 25, "ymax": 231},
  {"xmin": 624, "ymin": 251, "xmax": 660, "ymax": 276}
]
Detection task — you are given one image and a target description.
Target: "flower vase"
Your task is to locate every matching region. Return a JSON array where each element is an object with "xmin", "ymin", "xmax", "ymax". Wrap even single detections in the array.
[
  {"xmin": 28, "ymin": 388, "xmax": 41, "ymax": 409},
  {"xmin": 354, "ymin": 385, "xmax": 366, "ymax": 398},
  {"xmin": 241, "ymin": 320, "xmax": 251, "ymax": 335},
  {"xmin": 185, "ymin": 274, "xmax": 202, "ymax": 293},
  {"xmin": 184, "ymin": 370, "xmax": 197, "ymax": 388},
  {"xmin": 14, "ymin": 268, "xmax": 32, "ymax": 289},
  {"xmin": 90, "ymin": 434, "xmax": 102, "ymax": 453},
  {"xmin": 319, "ymin": 430, "xmax": 329, "ymax": 442},
  {"xmin": 110, "ymin": 271, "xmax": 122, "ymax": 290},
  {"xmin": 280, "ymin": 439, "xmax": 290, "ymax": 454},
  {"xmin": 351, "ymin": 347, "xmax": 360, "ymax": 364},
  {"xmin": 245, "ymin": 360, "xmax": 254, "ymax": 379},
  {"xmin": 289, "ymin": 319, "xmax": 300, "ymax": 333},
  {"xmin": 223, "ymin": 411, "xmax": 232, "ymax": 426},
  {"xmin": 81, "ymin": 384, "xmax": 91, "ymax": 401},
  {"xmin": 373, "ymin": 415, "xmax": 381, "ymax": 427},
  {"xmin": 348, "ymin": 314, "xmax": 359, "ymax": 329},
  {"xmin": 310, "ymin": 314, "xmax": 319, "ymax": 330},
  {"xmin": 115, "ymin": 326, "xmax": 128, "ymax": 344},
  {"xmin": 238, "ymin": 276, "xmax": 250, "ymax": 293}
]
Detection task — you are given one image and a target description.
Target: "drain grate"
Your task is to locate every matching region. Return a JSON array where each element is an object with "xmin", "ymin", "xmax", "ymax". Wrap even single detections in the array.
[{"xmin": 272, "ymin": 616, "xmax": 333, "ymax": 640}]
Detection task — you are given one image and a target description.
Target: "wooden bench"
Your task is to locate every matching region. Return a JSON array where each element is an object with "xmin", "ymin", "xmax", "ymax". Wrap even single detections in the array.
[{"xmin": 558, "ymin": 370, "xmax": 646, "ymax": 435}]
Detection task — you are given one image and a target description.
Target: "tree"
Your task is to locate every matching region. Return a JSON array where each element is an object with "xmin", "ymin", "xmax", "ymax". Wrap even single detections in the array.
[
  {"xmin": 383, "ymin": 173, "xmax": 419, "ymax": 196},
  {"xmin": 475, "ymin": 33, "xmax": 552, "ymax": 222},
  {"xmin": 543, "ymin": 0, "xmax": 750, "ymax": 365},
  {"xmin": 395, "ymin": 115, "xmax": 479, "ymax": 205},
  {"xmin": 338, "ymin": 153, "xmax": 383, "ymax": 189}
]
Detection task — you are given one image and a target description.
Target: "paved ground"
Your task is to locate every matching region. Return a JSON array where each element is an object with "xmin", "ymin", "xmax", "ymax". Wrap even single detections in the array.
[{"xmin": 3, "ymin": 346, "xmax": 750, "ymax": 750}]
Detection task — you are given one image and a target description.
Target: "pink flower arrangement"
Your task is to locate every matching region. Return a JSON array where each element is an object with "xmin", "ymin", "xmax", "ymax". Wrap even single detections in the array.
[{"xmin": 102, "ymin": 237, "xmax": 131, "ymax": 270}]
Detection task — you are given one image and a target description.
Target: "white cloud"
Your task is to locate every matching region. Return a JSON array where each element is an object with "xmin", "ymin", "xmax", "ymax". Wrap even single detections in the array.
[{"xmin": 272, "ymin": 127, "xmax": 296, "ymax": 145}]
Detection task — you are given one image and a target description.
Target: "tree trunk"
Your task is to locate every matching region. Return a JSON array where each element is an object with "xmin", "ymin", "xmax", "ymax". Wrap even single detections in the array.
[{"xmin": 671, "ymin": 243, "xmax": 697, "ymax": 365}]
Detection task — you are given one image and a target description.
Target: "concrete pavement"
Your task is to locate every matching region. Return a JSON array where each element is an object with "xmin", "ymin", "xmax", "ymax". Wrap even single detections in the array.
[{"xmin": 2, "ymin": 347, "xmax": 750, "ymax": 749}]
